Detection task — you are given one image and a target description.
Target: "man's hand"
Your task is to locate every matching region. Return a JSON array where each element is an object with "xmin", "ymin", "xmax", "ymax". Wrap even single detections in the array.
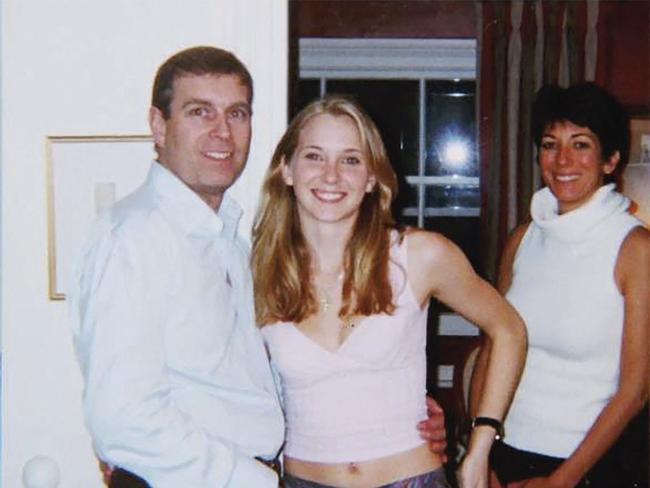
[
  {"xmin": 417, "ymin": 396, "xmax": 448, "ymax": 462},
  {"xmin": 98, "ymin": 460, "xmax": 113, "ymax": 486}
]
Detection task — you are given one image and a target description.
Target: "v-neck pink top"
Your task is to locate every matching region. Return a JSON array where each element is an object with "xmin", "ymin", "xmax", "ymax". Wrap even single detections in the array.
[{"xmin": 261, "ymin": 233, "xmax": 429, "ymax": 463}]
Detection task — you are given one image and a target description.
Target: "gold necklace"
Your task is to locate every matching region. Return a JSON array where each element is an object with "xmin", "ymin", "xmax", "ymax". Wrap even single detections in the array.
[
  {"xmin": 319, "ymin": 297, "xmax": 356, "ymax": 329},
  {"xmin": 319, "ymin": 295, "xmax": 332, "ymax": 312},
  {"xmin": 314, "ymin": 269, "xmax": 355, "ymax": 328},
  {"xmin": 314, "ymin": 270, "xmax": 343, "ymax": 313},
  {"xmin": 316, "ymin": 272, "xmax": 342, "ymax": 312},
  {"xmin": 319, "ymin": 293, "xmax": 356, "ymax": 329}
]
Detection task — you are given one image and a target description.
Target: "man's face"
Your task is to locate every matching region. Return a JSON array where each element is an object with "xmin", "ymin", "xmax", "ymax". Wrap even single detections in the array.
[{"xmin": 149, "ymin": 73, "xmax": 252, "ymax": 209}]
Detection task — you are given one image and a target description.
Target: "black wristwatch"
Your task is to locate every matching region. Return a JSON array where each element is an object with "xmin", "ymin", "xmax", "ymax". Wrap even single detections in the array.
[{"xmin": 471, "ymin": 416, "xmax": 505, "ymax": 440}]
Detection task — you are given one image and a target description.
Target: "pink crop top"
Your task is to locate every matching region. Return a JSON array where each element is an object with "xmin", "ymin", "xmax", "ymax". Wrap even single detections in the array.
[{"xmin": 261, "ymin": 232, "xmax": 429, "ymax": 463}]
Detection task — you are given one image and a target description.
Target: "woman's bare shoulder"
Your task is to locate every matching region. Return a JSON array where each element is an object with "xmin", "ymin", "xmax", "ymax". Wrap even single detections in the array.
[
  {"xmin": 617, "ymin": 225, "xmax": 650, "ymax": 272},
  {"xmin": 622, "ymin": 224, "xmax": 650, "ymax": 246},
  {"xmin": 403, "ymin": 227, "xmax": 468, "ymax": 303},
  {"xmin": 404, "ymin": 227, "xmax": 460, "ymax": 265},
  {"xmin": 610, "ymin": 224, "xmax": 649, "ymax": 294}
]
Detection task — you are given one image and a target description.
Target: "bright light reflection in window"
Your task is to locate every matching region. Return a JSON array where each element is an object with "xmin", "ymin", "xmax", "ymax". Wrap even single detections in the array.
[{"xmin": 442, "ymin": 138, "xmax": 470, "ymax": 170}]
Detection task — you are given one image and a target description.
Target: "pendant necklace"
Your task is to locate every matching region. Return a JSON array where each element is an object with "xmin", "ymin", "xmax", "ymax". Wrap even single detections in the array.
[
  {"xmin": 320, "ymin": 293, "xmax": 355, "ymax": 329},
  {"xmin": 317, "ymin": 271, "xmax": 343, "ymax": 312},
  {"xmin": 319, "ymin": 295, "xmax": 331, "ymax": 312},
  {"xmin": 315, "ymin": 269, "xmax": 355, "ymax": 328}
]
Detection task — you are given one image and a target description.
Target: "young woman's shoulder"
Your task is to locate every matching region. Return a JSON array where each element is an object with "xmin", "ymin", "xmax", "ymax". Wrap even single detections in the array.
[
  {"xmin": 404, "ymin": 227, "xmax": 480, "ymax": 303},
  {"xmin": 404, "ymin": 227, "xmax": 460, "ymax": 263},
  {"xmin": 403, "ymin": 227, "xmax": 471, "ymax": 283}
]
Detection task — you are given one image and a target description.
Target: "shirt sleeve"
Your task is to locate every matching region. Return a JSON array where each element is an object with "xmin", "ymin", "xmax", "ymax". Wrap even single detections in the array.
[{"xmin": 69, "ymin": 223, "xmax": 277, "ymax": 488}]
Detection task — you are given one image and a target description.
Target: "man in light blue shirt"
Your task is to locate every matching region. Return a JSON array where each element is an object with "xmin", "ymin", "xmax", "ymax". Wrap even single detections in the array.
[{"xmin": 70, "ymin": 46, "xmax": 285, "ymax": 487}]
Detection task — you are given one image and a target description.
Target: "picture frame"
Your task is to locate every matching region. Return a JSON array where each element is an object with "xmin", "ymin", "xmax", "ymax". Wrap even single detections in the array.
[
  {"xmin": 46, "ymin": 135, "xmax": 154, "ymax": 300},
  {"xmin": 624, "ymin": 117, "xmax": 650, "ymax": 226},
  {"xmin": 629, "ymin": 117, "xmax": 650, "ymax": 165}
]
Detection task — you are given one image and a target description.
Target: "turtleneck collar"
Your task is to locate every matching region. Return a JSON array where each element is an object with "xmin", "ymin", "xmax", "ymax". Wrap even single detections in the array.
[{"xmin": 530, "ymin": 183, "xmax": 630, "ymax": 242}]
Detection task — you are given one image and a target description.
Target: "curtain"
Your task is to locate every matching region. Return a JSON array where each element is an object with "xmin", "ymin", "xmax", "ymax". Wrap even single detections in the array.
[{"xmin": 476, "ymin": 0, "xmax": 603, "ymax": 282}]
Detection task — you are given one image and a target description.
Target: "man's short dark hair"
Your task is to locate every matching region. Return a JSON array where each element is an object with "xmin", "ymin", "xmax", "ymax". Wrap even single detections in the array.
[
  {"xmin": 152, "ymin": 46, "xmax": 253, "ymax": 119},
  {"xmin": 531, "ymin": 82, "xmax": 630, "ymax": 184}
]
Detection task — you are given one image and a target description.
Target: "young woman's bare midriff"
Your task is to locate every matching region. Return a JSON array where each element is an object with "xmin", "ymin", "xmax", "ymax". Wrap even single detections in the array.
[{"xmin": 284, "ymin": 443, "xmax": 443, "ymax": 487}]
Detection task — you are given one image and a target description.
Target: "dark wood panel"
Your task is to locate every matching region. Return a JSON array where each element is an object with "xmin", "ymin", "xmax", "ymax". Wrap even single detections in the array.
[
  {"xmin": 599, "ymin": 1, "xmax": 650, "ymax": 114},
  {"xmin": 290, "ymin": 0, "xmax": 476, "ymax": 39}
]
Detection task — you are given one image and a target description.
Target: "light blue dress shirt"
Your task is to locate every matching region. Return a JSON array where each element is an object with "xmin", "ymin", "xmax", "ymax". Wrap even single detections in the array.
[{"xmin": 69, "ymin": 162, "xmax": 285, "ymax": 487}]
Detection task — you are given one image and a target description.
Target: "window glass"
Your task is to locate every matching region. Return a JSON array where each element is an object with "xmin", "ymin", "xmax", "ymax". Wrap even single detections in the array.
[
  {"xmin": 425, "ymin": 80, "xmax": 477, "ymax": 177},
  {"xmin": 425, "ymin": 185, "xmax": 480, "ymax": 209},
  {"xmin": 293, "ymin": 79, "xmax": 320, "ymax": 117}
]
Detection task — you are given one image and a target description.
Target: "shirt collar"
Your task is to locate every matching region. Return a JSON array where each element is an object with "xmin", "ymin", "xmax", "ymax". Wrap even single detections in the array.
[{"xmin": 146, "ymin": 161, "xmax": 243, "ymax": 240}]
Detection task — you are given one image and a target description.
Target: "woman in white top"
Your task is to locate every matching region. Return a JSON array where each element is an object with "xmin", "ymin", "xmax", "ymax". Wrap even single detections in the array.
[
  {"xmin": 471, "ymin": 83, "xmax": 649, "ymax": 488},
  {"xmin": 252, "ymin": 95, "xmax": 526, "ymax": 488}
]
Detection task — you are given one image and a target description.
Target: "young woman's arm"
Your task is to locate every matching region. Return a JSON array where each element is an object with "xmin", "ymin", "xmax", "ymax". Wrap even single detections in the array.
[
  {"xmin": 523, "ymin": 226, "xmax": 649, "ymax": 488},
  {"xmin": 468, "ymin": 223, "xmax": 530, "ymax": 418},
  {"xmin": 407, "ymin": 230, "xmax": 527, "ymax": 488}
]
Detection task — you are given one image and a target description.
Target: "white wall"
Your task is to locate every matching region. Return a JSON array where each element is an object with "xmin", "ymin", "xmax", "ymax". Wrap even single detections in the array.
[{"xmin": 1, "ymin": 1, "xmax": 288, "ymax": 486}]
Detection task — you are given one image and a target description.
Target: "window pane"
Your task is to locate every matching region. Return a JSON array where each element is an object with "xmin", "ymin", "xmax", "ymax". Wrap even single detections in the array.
[
  {"xmin": 295, "ymin": 79, "xmax": 321, "ymax": 116},
  {"xmin": 423, "ymin": 217, "xmax": 481, "ymax": 274},
  {"xmin": 425, "ymin": 81, "xmax": 477, "ymax": 177},
  {"xmin": 397, "ymin": 184, "xmax": 419, "ymax": 219},
  {"xmin": 425, "ymin": 185, "xmax": 480, "ymax": 209},
  {"xmin": 400, "ymin": 215, "xmax": 419, "ymax": 228}
]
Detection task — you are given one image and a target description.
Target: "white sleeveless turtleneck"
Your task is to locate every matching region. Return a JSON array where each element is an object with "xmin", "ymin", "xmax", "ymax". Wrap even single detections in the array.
[{"xmin": 503, "ymin": 184, "xmax": 642, "ymax": 458}]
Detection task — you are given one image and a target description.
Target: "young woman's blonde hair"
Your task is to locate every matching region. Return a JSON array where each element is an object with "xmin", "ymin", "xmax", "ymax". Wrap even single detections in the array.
[{"xmin": 252, "ymin": 95, "xmax": 401, "ymax": 325}]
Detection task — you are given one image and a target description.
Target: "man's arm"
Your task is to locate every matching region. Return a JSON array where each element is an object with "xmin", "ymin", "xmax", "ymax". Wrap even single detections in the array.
[{"xmin": 70, "ymin": 224, "xmax": 276, "ymax": 488}]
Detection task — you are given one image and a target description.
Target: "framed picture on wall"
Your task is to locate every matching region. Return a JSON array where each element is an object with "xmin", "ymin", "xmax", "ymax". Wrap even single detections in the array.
[
  {"xmin": 629, "ymin": 118, "xmax": 650, "ymax": 165},
  {"xmin": 46, "ymin": 135, "xmax": 153, "ymax": 300},
  {"xmin": 624, "ymin": 117, "xmax": 650, "ymax": 226}
]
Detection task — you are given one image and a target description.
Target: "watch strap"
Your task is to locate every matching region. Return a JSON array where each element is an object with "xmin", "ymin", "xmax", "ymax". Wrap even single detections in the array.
[{"xmin": 471, "ymin": 416, "xmax": 505, "ymax": 440}]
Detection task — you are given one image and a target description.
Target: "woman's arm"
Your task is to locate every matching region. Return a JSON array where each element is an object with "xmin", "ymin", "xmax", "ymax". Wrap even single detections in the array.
[
  {"xmin": 526, "ymin": 226, "xmax": 650, "ymax": 488},
  {"xmin": 407, "ymin": 230, "xmax": 527, "ymax": 487},
  {"xmin": 468, "ymin": 223, "xmax": 529, "ymax": 418}
]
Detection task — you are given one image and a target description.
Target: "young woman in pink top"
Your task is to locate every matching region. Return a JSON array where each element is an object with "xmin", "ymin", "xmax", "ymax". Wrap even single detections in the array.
[{"xmin": 252, "ymin": 95, "xmax": 526, "ymax": 488}]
